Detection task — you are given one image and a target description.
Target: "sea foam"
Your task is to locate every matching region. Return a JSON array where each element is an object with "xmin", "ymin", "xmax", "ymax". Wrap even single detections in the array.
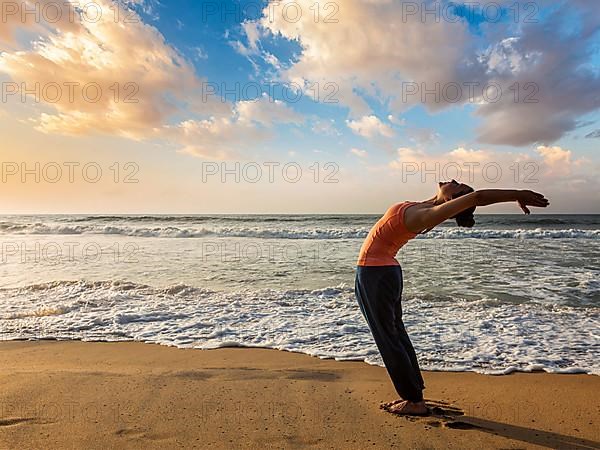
[
  {"xmin": 1, "ymin": 221, "xmax": 598, "ymax": 240},
  {"xmin": 1, "ymin": 280, "xmax": 597, "ymax": 375}
]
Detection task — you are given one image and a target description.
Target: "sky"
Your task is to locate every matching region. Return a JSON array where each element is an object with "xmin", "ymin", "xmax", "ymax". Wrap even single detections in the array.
[{"xmin": 0, "ymin": 0, "xmax": 599, "ymax": 214}]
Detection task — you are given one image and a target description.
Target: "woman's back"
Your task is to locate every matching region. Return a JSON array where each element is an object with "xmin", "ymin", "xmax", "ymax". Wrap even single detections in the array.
[{"xmin": 357, "ymin": 202, "xmax": 418, "ymax": 266}]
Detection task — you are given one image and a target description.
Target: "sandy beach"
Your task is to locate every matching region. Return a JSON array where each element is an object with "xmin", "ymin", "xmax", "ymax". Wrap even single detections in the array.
[{"xmin": 0, "ymin": 341, "xmax": 597, "ymax": 449}]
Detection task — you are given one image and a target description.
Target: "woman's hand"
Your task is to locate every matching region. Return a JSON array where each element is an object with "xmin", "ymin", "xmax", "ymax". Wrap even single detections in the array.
[{"xmin": 517, "ymin": 190, "xmax": 549, "ymax": 214}]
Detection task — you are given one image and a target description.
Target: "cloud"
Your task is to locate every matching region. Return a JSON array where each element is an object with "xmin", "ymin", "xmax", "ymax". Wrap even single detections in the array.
[
  {"xmin": 388, "ymin": 144, "xmax": 593, "ymax": 190},
  {"xmin": 585, "ymin": 130, "xmax": 600, "ymax": 139},
  {"xmin": 475, "ymin": 13, "xmax": 600, "ymax": 146},
  {"xmin": 236, "ymin": 94, "xmax": 303, "ymax": 127},
  {"xmin": 237, "ymin": 21, "xmax": 262, "ymax": 56},
  {"xmin": 406, "ymin": 127, "xmax": 440, "ymax": 146},
  {"xmin": 0, "ymin": 0, "xmax": 81, "ymax": 45},
  {"xmin": 350, "ymin": 148, "xmax": 368, "ymax": 158},
  {"xmin": 0, "ymin": 0, "xmax": 304, "ymax": 159},
  {"xmin": 388, "ymin": 115, "xmax": 405, "ymax": 126},
  {"xmin": 165, "ymin": 117, "xmax": 270, "ymax": 160},
  {"xmin": 311, "ymin": 118, "xmax": 341, "ymax": 136},
  {"xmin": 254, "ymin": 0, "xmax": 474, "ymax": 117},
  {"xmin": 347, "ymin": 115, "xmax": 394, "ymax": 138},
  {"xmin": 165, "ymin": 95, "xmax": 304, "ymax": 159},
  {"xmin": 389, "ymin": 147, "xmax": 496, "ymax": 175},
  {"xmin": 0, "ymin": 0, "xmax": 200, "ymax": 139},
  {"xmin": 534, "ymin": 145, "xmax": 581, "ymax": 177},
  {"xmin": 193, "ymin": 46, "xmax": 208, "ymax": 60},
  {"xmin": 249, "ymin": 0, "xmax": 600, "ymax": 147}
]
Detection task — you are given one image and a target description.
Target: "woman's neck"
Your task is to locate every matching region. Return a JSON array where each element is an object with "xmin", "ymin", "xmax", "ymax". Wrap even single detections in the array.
[{"xmin": 423, "ymin": 194, "xmax": 444, "ymax": 206}]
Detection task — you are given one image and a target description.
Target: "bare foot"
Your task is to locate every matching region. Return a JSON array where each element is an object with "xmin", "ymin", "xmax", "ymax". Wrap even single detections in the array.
[
  {"xmin": 387, "ymin": 400, "xmax": 429, "ymax": 416},
  {"xmin": 380, "ymin": 399, "xmax": 404, "ymax": 409}
]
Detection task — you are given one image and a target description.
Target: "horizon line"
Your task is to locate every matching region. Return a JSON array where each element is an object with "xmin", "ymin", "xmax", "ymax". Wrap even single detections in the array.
[{"xmin": 1, "ymin": 212, "xmax": 598, "ymax": 216}]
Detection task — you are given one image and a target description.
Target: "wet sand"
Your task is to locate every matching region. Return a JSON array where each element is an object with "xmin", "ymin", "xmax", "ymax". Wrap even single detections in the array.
[{"xmin": 0, "ymin": 341, "xmax": 598, "ymax": 449}]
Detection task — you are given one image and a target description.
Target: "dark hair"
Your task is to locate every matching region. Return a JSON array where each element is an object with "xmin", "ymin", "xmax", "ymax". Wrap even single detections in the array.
[{"xmin": 451, "ymin": 186, "xmax": 476, "ymax": 228}]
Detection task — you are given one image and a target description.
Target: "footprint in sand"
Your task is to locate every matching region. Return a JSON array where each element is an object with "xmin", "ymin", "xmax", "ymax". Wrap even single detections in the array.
[
  {"xmin": 116, "ymin": 428, "xmax": 147, "ymax": 439},
  {"xmin": 422, "ymin": 399, "xmax": 465, "ymax": 418},
  {"xmin": 0, "ymin": 417, "xmax": 35, "ymax": 427},
  {"xmin": 115, "ymin": 427, "xmax": 173, "ymax": 441}
]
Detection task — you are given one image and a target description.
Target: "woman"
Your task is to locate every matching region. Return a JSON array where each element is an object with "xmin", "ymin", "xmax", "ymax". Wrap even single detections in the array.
[{"xmin": 355, "ymin": 181, "xmax": 549, "ymax": 415}]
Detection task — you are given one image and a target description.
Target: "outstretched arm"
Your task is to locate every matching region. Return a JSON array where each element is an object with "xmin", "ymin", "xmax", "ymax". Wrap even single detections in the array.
[
  {"xmin": 475, "ymin": 189, "xmax": 549, "ymax": 214},
  {"xmin": 406, "ymin": 189, "xmax": 549, "ymax": 233}
]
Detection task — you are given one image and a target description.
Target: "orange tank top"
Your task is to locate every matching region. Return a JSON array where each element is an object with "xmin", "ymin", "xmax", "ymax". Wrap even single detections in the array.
[{"xmin": 357, "ymin": 202, "xmax": 418, "ymax": 266}]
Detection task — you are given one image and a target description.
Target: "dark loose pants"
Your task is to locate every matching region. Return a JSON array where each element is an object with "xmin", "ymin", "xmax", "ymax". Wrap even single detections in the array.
[{"xmin": 355, "ymin": 265, "xmax": 425, "ymax": 402}]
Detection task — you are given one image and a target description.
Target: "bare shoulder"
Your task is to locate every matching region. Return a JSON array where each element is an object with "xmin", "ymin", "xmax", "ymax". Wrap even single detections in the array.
[{"xmin": 404, "ymin": 202, "xmax": 432, "ymax": 233}]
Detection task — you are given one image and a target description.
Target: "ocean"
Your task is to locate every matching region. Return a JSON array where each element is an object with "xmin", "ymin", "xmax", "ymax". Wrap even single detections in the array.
[{"xmin": 1, "ymin": 214, "xmax": 598, "ymax": 375}]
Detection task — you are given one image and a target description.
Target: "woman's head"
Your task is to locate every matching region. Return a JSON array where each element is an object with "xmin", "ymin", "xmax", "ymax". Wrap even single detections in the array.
[{"xmin": 437, "ymin": 180, "xmax": 476, "ymax": 228}]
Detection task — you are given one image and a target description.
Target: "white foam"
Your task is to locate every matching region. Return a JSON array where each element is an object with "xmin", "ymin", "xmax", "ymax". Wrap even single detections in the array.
[
  {"xmin": 1, "ymin": 281, "xmax": 597, "ymax": 375},
  {"xmin": 1, "ymin": 220, "xmax": 599, "ymax": 239}
]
